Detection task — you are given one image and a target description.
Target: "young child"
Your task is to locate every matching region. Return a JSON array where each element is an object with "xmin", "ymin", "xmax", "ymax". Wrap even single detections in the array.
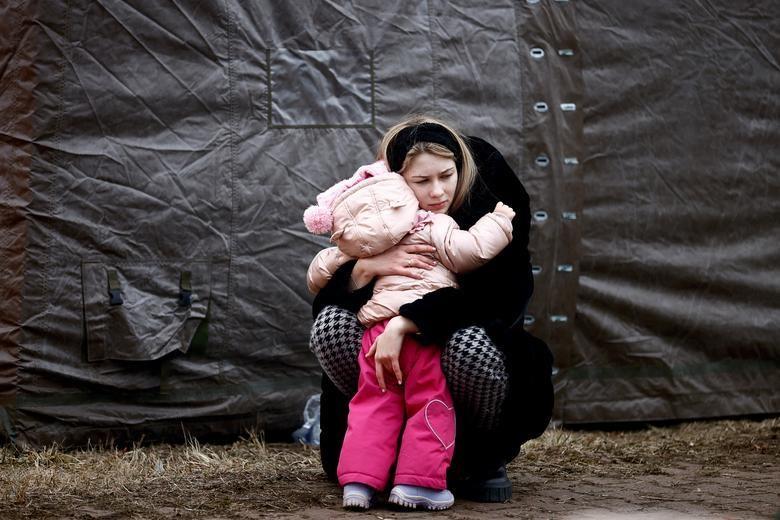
[{"xmin": 304, "ymin": 160, "xmax": 514, "ymax": 510}]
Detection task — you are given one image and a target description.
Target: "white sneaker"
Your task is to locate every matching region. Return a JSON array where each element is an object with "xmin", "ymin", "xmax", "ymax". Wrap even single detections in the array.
[
  {"xmin": 388, "ymin": 484, "xmax": 455, "ymax": 510},
  {"xmin": 342, "ymin": 483, "xmax": 375, "ymax": 510}
]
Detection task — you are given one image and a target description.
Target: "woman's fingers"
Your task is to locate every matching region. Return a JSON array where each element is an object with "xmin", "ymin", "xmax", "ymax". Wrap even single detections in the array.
[
  {"xmin": 370, "ymin": 243, "xmax": 438, "ymax": 279},
  {"xmin": 369, "ymin": 319, "xmax": 407, "ymax": 392},
  {"xmin": 392, "ymin": 359, "xmax": 403, "ymax": 386},
  {"xmin": 374, "ymin": 358, "xmax": 387, "ymax": 391},
  {"xmin": 408, "ymin": 249, "xmax": 438, "ymax": 267},
  {"xmin": 374, "ymin": 359, "xmax": 402, "ymax": 392},
  {"xmin": 398, "ymin": 244, "xmax": 437, "ymax": 277},
  {"xmin": 403, "ymin": 244, "xmax": 437, "ymax": 255},
  {"xmin": 366, "ymin": 341, "xmax": 377, "ymax": 358},
  {"xmin": 399, "ymin": 261, "xmax": 436, "ymax": 279},
  {"xmin": 409, "ymin": 255, "xmax": 437, "ymax": 269},
  {"xmin": 373, "ymin": 351, "xmax": 403, "ymax": 391}
]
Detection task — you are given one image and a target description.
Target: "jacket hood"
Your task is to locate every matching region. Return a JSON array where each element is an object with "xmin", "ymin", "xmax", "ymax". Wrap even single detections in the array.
[{"xmin": 330, "ymin": 173, "xmax": 419, "ymax": 258}]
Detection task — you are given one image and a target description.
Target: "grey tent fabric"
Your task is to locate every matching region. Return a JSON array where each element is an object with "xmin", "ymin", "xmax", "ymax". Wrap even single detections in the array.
[
  {"xmin": 0, "ymin": 0, "xmax": 778, "ymax": 447},
  {"xmin": 553, "ymin": 1, "xmax": 780, "ymax": 422}
]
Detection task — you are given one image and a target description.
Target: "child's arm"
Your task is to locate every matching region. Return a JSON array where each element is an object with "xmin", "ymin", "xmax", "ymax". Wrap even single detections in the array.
[
  {"xmin": 307, "ymin": 247, "xmax": 355, "ymax": 294},
  {"xmin": 431, "ymin": 202, "xmax": 515, "ymax": 274}
]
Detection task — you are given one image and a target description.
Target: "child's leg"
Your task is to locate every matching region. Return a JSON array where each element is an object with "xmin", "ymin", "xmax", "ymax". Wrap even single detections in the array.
[
  {"xmin": 394, "ymin": 337, "xmax": 455, "ymax": 490},
  {"xmin": 337, "ymin": 320, "xmax": 405, "ymax": 491}
]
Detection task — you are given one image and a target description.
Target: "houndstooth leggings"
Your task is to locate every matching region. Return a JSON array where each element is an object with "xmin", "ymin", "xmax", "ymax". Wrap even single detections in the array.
[{"xmin": 310, "ymin": 306, "xmax": 508, "ymax": 431}]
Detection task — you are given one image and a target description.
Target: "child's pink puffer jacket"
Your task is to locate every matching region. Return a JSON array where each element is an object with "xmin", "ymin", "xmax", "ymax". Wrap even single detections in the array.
[{"xmin": 307, "ymin": 164, "xmax": 513, "ymax": 326}]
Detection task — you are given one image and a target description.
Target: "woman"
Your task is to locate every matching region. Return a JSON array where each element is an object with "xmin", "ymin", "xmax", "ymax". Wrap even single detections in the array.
[{"xmin": 309, "ymin": 115, "xmax": 554, "ymax": 502}]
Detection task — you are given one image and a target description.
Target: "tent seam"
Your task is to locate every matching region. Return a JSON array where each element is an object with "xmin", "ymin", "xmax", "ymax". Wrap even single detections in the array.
[{"xmin": 224, "ymin": 0, "xmax": 237, "ymax": 363}]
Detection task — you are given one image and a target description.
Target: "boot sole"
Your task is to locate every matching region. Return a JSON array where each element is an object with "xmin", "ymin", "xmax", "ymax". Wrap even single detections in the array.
[
  {"xmin": 455, "ymin": 482, "xmax": 512, "ymax": 502},
  {"xmin": 342, "ymin": 494, "xmax": 372, "ymax": 510},
  {"xmin": 388, "ymin": 489, "xmax": 454, "ymax": 510}
]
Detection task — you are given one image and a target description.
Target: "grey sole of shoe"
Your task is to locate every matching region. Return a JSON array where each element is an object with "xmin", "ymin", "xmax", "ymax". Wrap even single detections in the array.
[
  {"xmin": 342, "ymin": 504, "xmax": 370, "ymax": 510},
  {"xmin": 388, "ymin": 491, "xmax": 453, "ymax": 511},
  {"xmin": 342, "ymin": 496, "xmax": 371, "ymax": 510}
]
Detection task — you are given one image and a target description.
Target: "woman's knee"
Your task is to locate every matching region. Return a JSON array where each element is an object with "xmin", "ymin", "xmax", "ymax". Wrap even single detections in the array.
[
  {"xmin": 442, "ymin": 326, "xmax": 508, "ymax": 384},
  {"xmin": 310, "ymin": 306, "xmax": 362, "ymax": 356},
  {"xmin": 309, "ymin": 306, "xmax": 363, "ymax": 396}
]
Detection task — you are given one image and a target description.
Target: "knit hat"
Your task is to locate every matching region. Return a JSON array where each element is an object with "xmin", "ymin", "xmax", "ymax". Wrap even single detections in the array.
[
  {"xmin": 303, "ymin": 161, "xmax": 420, "ymax": 257},
  {"xmin": 303, "ymin": 161, "xmax": 391, "ymax": 234}
]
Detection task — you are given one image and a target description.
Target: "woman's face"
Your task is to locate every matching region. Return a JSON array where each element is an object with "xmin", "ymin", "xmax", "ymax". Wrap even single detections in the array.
[{"xmin": 401, "ymin": 152, "xmax": 458, "ymax": 214}]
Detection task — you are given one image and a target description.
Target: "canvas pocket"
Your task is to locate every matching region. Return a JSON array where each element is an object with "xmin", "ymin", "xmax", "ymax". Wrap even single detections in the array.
[{"xmin": 81, "ymin": 260, "xmax": 211, "ymax": 362}]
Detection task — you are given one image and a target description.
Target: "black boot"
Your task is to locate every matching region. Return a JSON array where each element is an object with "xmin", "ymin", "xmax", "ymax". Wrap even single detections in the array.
[{"xmin": 453, "ymin": 465, "xmax": 512, "ymax": 502}]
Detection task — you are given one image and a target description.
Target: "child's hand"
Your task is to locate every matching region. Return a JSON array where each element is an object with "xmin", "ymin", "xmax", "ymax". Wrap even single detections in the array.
[{"xmin": 494, "ymin": 201, "xmax": 516, "ymax": 220}]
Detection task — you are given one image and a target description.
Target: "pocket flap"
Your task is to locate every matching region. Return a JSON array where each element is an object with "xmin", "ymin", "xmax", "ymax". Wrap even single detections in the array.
[{"xmin": 82, "ymin": 260, "xmax": 211, "ymax": 362}]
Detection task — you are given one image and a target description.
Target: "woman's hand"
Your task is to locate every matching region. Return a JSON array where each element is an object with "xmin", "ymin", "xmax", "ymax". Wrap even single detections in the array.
[
  {"xmin": 366, "ymin": 316, "xmax": 419, "ymax": 391},
  {"xmin": 350, "ymin": 243, "xmax": 438, "ymax": 290}
]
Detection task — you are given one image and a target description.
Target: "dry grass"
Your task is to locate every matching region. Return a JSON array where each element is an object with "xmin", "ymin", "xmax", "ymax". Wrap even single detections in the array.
[
  {"xmin": 2, "ymin": 418, "xmax": 777, "ymax": 519},
  {"xmin": 1, "ymin": 431, "xmax": 335, "ymax": 518},
  {"xmin": 521, "ymin": 417, "xmax": 778, "ymax": 479}
]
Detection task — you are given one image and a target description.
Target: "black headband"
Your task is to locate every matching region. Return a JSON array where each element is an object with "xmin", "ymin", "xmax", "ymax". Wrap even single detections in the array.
[{"xmin": 386, "ymin": 123, "xmax": 463, "ymax": 173}]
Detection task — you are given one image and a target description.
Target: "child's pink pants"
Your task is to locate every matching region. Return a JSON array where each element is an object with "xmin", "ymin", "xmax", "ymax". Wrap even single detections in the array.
[{"xmin": 337, "ymin": 319, "xmax": 456, "ymax": 491}]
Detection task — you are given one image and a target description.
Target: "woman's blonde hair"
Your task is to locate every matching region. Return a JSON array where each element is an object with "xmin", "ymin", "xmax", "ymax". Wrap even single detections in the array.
[{"xmin": 376, "ymin": 115, "xmax": 477, "ymax": 213}]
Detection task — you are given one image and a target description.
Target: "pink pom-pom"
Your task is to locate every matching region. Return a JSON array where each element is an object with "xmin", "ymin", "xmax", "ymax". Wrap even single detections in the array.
[{"xmin": 303, "ymin": 205, "xmax": 333, "ymax": 234}]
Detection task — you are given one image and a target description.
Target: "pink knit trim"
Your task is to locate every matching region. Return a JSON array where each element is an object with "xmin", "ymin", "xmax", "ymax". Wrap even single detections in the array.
[{"xmin": 315, "ymin": 160, "xmax": 391, "ymax": 210}]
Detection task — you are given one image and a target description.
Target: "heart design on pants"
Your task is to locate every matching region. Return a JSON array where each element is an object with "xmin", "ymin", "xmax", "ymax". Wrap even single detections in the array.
[{"xmin": 424, "ymin": 399, "xmax": 456, "ymax": 450}]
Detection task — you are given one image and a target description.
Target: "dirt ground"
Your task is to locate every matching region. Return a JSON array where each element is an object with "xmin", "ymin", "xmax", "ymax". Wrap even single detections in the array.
[{"xmin": 2, "ymin": 418, "xmax": 778, "ymax": 519}]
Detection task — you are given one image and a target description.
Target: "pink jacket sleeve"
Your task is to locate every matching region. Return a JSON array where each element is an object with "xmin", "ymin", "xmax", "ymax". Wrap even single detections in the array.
[
  {"xmin": 307, "ymin": 247, "xmax": 355, "ymax": 294},
  {"xmin": 430, "ymin": 212, "xmax": 513, "ymax": 274}
]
